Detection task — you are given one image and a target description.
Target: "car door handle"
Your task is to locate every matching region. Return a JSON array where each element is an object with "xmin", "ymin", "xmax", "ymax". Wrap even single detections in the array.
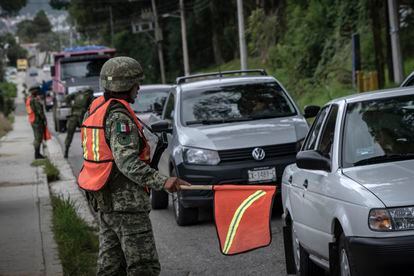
[{"xmin": 303, "ymin": 179, "xmax": 308, "ymax": 189}]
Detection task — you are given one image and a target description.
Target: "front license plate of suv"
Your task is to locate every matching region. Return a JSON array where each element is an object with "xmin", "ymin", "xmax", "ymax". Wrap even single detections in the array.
[{"xmin": 248, "ymin": 167, "xmax": 276, "ymax": 183}]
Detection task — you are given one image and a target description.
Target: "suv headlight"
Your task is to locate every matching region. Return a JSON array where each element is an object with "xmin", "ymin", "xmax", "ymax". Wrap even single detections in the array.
[
  {"xmin": 369, "ymin": 207, "xmax": 414, "ymax": 231},
  {"xmin": 183, "ymin": 147, "xmax": 220, "ymax": 165}
]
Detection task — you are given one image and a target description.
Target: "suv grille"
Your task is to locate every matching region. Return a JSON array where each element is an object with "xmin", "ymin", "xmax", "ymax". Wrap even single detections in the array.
[{"xmin": 218, "ymin": 143, "xmax": 297, "ymax": 162}]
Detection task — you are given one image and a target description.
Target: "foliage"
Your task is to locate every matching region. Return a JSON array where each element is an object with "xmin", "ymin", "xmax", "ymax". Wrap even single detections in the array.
[
  {"xmin": 0, "ymin": 33, "xmax": 27, "ymax": 66},
  {"xmin": 0, "ymin": 82, "xmax": 17, "ymax": 116},
  {"xmin": 0, "ymin": 0, "xmax": 27, "ymax": 15},
  {"xmin": 49, "ymin": 0, "xmax": 70, "ymax": 10},
  {"xmin": 0, "ymin": 112, "xmax": 12, "ymax": 138},
  {"xmin": 30, "ymin": 158, "xmax": 60, "ymax": 182},
  {"xmin": 17, "ymin": 10, "xmax": 53, "ymax": 43},
  {"xmin": 51, "ymin": 196, "xmax": 98, "ymax": 276}
]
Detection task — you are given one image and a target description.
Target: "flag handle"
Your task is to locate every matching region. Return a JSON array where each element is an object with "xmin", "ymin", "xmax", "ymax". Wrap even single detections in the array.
[{"xmin": 180, "ymin": 185, "xmax": 213, "ymax": 190}]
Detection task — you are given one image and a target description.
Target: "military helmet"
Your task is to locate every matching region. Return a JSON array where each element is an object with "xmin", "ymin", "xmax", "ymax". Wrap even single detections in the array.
[{"xmin": 100, "ymin": 56, "xmax": 143, "ymax": 92}]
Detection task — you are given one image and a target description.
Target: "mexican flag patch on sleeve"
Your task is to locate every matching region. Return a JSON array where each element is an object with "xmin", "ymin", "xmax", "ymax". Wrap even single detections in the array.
[{"xmin": 116, "ymin": 121, "xmax": 131, "ymax": 134}]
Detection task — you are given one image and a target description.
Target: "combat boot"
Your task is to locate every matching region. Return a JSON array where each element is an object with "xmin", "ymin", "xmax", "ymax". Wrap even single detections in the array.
[
  {"xmin": 35, "ymin": 147, "xmax": 45, "ymax": 159},
  {"xmin": 64, "ymin": 146, "xmax": 69, "ymax": 159}
]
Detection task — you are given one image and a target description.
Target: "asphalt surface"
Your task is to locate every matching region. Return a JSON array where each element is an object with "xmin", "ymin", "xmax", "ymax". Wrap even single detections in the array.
[{"xmin": 39, "ymin": 70, "xmax": 288, "ymax": 275}]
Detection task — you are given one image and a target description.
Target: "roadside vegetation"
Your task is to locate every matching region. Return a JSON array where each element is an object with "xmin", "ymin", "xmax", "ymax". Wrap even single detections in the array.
[
  {"xmin": 31, "ymin": 158, "xmax": 60, "ymax": 182},
  {"xmin": 51, "ymin": 196, "xmax": 98, "ymax": 276},
  {"xmin": 0, "ymin": 82, "xmax": 17, "ymax": 138}
]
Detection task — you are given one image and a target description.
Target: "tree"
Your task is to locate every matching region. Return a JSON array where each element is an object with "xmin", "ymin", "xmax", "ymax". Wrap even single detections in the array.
[
  {"xmin": 0, "ymin": 0, "xmax": 27, "ymax": 15},
  {"xmin": 33, "ymin": 10, "xmax": 52, "ymax": 34},
  {"xmin": 49, "ymin": 0, "xmax": 70, "ymax": 10}
]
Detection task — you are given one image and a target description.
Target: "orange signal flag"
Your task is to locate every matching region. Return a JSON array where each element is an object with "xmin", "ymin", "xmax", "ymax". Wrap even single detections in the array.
[
  {"xmin": 213, "ymin": 185, "xmax": 276, "ymax": 255},
  {"xmin": 43, "ymin": 126, "xmax": 52, "ymax": 141}
]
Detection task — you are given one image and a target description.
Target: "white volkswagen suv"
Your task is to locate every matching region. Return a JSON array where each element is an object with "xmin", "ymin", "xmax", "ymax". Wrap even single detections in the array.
[{"xmin": 282, "ymin": 87, "xmax": 414, "ymax": 276}]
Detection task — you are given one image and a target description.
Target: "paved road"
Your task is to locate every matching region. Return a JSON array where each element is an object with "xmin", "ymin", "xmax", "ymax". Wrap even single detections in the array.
[{"xmin": 46, "ymin": 106, "xmax": 288, "ymax": 275}]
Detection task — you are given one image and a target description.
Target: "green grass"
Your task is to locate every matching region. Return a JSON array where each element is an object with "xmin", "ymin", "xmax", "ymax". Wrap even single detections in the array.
[
  {"xmin": 30, "ymin": 158, "xmax": 60, "ymax": 182},
  {"xmin": 51, "ymin": 196, "xmax": 99, "ymax": 276}
]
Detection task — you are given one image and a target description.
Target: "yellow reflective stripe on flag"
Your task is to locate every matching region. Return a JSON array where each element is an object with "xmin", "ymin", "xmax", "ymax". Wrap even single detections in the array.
[
  {"xmin": 83, "ymin": 128, "xmax": 88, "ymax": 159},
  {"xmin": 223, "ymin": 190, "xmax": 267, "ymax": 254}
]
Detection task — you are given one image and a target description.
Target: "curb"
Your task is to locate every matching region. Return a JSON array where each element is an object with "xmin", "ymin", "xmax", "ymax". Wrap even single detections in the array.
[
  {"xmin": 35, "ymin": 166, "xmax": 64, "ymax": 276},
  {"xmin": 45, "ymin": 135, "xmax": 97, "ymax": 228}
]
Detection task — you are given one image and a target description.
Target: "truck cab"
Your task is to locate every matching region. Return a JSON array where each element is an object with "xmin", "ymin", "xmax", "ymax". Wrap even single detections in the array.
[{"xmin": 51, "ymin": 45, "xmax": 116, "ymax": 132}]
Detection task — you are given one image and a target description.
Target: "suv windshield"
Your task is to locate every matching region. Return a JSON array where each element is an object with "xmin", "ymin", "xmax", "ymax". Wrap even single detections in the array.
[
  {"xmin": 61, "ymin": 58, "xmax": 108, "ymax": 80},
  {"xmin": 132, "ymin": 88, "xmax": 169, "ymax": 114},
  {"xmin": 343, "ymin": 94, "xmax": 414, "ymax": 167},
  {"xmin": 181, "ymin": 82, "xmax": 296, "ymax": 126}
]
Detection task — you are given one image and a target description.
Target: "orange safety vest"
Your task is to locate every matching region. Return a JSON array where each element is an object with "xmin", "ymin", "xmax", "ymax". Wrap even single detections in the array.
[
  {"xmin": 25, "ymin": 96, "xmax": 35, "ymax": 124},
  {"xmin": 77, "ymin": 96, "xmax": 151, "ymax": 191}
]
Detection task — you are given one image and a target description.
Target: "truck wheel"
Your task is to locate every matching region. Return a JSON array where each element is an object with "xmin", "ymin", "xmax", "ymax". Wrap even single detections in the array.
[
  {"xmin": 172, "ymin": 191, "xmax": 198, "ymax": 226},
  {"xmin": 151, "ymin": 190, "xmax": 169, "ymax": 209},
  {"xmin": 58, "ymin": 120, "xmax": 66, "ymax": 133}
]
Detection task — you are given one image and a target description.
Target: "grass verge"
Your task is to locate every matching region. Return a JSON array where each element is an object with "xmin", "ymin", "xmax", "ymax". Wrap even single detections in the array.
[
  {"xmin": 51, "ymin": 196, "xmax": 98, "ymax": 276},
  {"xmin": 0, "ymin": 112, "xmax": 12, "ymax": 138},
  {"xmin": 31, "ymin": 158, "xmax": 60, "ymax": 182}
]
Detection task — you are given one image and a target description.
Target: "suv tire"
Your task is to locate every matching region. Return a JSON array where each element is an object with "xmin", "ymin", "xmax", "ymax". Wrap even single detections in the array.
[
  {"xmin": 172, "ymin": 191, "xmax": 198, "ymax": 226},
  {"xmin": 151, "ymin": 190, "xmax": 169, "ymax": 209}
]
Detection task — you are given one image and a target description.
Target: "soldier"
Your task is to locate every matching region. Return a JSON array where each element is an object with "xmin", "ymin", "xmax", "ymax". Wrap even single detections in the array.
[
  {"xmin": 77, "ymin": 56, "xmax": 190, "ymax": 275},
  {"xmin": 64, "ymin": 87, "xmax": 94, "ymax": 158},
  {"xmin": 25, "ymin": 85, "xmax": 47, "ymax": 159}
]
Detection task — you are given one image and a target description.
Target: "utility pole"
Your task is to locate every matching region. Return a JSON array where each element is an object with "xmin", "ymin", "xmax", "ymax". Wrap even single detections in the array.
[
  {"xmin": 109, "ymin": 6, "xmax": 114, "ymax": 47},
  {"xmin": 237, "ymin": 0, "xmax": 247, "ymax": 70},
  {"xmin": 179, "ymin": 0, "xmax": 190, "ymax": 76},
  {"xmin": 151, "ymin": 0, "xmax": 166, "ymax": 84},
  {"xmin": 387, "ymin": 0, "xmax": 404, "ymax": 83}
]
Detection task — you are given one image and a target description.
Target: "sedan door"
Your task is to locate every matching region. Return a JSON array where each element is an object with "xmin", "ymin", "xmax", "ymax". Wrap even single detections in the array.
[{"xmin": 293, "ymin": 104, "xmax": 339, "ymax": 259}]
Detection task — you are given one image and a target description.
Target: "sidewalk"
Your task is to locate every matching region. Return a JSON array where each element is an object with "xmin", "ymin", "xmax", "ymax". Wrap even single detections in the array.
[{"xmin": 0, "ymin": 115, "xmax": 62, "ymax": 275}]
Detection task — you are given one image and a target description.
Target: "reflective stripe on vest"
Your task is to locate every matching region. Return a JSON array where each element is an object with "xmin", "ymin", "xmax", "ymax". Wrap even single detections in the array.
[
  {"xmin": 77, "ymin": 96, "xmax": 151, "ymax": 191},
  {"xmin": 25, "ymin": 96, "xmax": 35, "ymax": 124}
]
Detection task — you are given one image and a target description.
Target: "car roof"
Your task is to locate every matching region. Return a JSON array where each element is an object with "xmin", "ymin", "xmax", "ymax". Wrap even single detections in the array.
[
  {"xmin": 326, "ymin": 86, "xmax": 414, "ymax": 105},
  {"xmin": 178, "ymin": 76, "xmax": 277, "ymax": 92}
]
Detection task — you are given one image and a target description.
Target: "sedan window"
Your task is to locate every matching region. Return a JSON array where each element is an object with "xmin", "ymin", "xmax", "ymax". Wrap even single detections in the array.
[
  {"xmin": 343, "ymin": 94, "xmax": 414, "ymax": 167},
  {"xmin": 317, "ymin": 105, "xmax": 338, "ymax": 158},
  {"xmin": 302, "ymin": 106, "xmax": 329, "ymax": 151}
]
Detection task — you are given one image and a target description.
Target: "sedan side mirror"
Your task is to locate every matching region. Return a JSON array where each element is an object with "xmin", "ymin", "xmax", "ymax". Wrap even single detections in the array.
[
  {"xmin": 304, "ymin": 105, "xmax": 320, "ymax": 118},
  {"xmin": 150, "ymin": 120, "xmax": 172, "ymax": 133},
  {"xmin": 296, "ymin": 150, "xmax": 331, "ymax": 172}
]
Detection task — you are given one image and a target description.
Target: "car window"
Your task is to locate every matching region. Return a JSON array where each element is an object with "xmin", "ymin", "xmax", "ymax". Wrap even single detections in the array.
[
  {"xmin": 317, "ymin": 105, "xmax": 338, "ymax": 158},
  {"xmin": 180, "ymin": 82, "xmax": 296, "ymax": 126},
  {"xmin": 302, "ymin": 106, "xmax": 329, "ymax": 151},
  {"xmin": 342, "ymin": 94, "xmax": 414, "ymax": 167},
  {"xmin": 405, "ymin": 77, "xmax": 414, "ymax": 87},
  {"xmin": 132, "ymin": 89, "xmax": 169, "ymax": 114},
  {"xmin": 163, "ymin": 92, "xmax": 175, "ymax": 121}
]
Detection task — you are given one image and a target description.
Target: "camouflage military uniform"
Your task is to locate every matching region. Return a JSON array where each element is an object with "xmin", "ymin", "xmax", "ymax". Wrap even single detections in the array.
[
  {"xmin": 88, "ymin": 101, "xmax": 167, "ymax": 276},
  {"xmin": 64, "ymin": 88, "xmax": 94, "ymax": 157},
  {"xmin": 30, "ymin": 95, "xmax": 46, "ymax": 152}
]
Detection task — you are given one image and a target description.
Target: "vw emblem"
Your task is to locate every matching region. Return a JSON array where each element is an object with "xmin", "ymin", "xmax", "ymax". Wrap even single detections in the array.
[{"xmin": 252, "ymin": 147, "xmax": 265, "ymax": 161}]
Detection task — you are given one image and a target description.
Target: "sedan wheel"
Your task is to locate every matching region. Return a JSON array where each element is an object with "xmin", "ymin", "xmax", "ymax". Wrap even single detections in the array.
[
  {"xmin": 340, "ymin": 248, "xmax": 351, "ymax": 276},
  {"xmin": 292, "ymin": 225, "xmax": 301, "ymax": 273}
]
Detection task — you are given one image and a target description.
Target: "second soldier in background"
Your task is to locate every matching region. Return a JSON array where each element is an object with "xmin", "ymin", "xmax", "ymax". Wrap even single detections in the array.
[{"xmin": 64, "ymin": 87, "xmax": 94, "ymax": 158}]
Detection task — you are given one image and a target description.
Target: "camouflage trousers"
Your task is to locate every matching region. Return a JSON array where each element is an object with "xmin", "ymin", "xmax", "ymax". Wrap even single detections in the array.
[
  {"xmin": 97, "ymin": 211, "xmax": 161, "ymax": 276},
  {"xmin": 65, "ymin": 115, "xmax": 81, "ymax": 148},
  {"xmin": 32, "ymin": 123, "xmax": 45, "ymax": 148}
]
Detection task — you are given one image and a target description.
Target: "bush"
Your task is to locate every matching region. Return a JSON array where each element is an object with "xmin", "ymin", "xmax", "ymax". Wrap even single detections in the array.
[
  {"xmin": 0, "ymin": 82, "xmax": 17, "ymax": 116},
  {"xmin": 0, "ymin": 112, "xmax": 12, "ymax": 138}
]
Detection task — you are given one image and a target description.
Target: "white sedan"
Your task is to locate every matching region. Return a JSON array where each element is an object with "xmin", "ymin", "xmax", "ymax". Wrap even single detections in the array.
[{"xmin": 282, "ymin": 87, "xmax": 414, "ymax": 276}]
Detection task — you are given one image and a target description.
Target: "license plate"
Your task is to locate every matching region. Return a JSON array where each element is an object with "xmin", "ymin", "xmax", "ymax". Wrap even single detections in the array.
[{"xmin": 248, "ymin": 167, "xmax": 276, "ymax": 183}]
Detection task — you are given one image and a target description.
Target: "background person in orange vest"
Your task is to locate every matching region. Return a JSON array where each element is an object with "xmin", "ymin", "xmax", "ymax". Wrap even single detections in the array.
[
  {"xmin": 26, "ymin": 85, "xmax": 47, "ymax": 159},
  {"xmin": 79, "ymin": 57, "xmax": 190, "ymax": 275}
]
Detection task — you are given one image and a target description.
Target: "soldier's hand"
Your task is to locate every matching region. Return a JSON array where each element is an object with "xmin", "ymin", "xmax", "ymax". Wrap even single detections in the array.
[{"xmin": 164, "ymin": 177, "xmax": 191, "ymax": 193}]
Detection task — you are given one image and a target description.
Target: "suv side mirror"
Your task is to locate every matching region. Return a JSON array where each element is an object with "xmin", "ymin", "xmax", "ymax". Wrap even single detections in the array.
[
  {"xmin": 51, "ymin": 66, "xmax": 55, "ymax": 77},
  {"xmin": 150, "ymin": 120, "xmax": 172, "ymax": 133},
  {"xmin": 304, "ymin": 105, "xmax": 320, "ymax": 118},
  {"xmin": 296, "ymin": 150, "xmax": 331, "ymax": 171}
]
